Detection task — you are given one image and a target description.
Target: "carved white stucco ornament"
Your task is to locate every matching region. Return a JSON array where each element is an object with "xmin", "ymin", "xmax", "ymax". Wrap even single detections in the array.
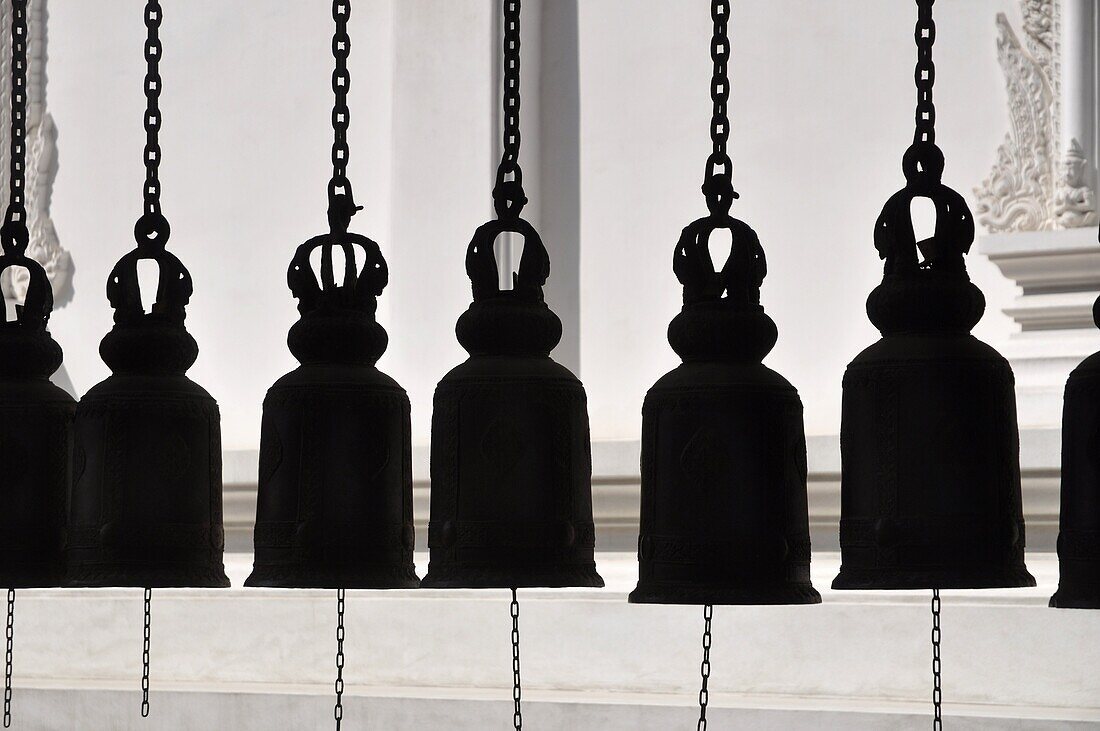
[
  {"xmin": 0, "ymin": 0, "xmax": 73, "ymax": 311},
  {"xmin": 975, "ymin": 0, "xmax": 1098, "ymax": 232}
]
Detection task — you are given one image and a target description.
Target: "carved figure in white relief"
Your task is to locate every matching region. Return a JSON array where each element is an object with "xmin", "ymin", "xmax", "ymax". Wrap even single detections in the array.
[
  {"xmin": 975, "ymin": 12, "xmax": 1055, "ymax": 233},
  {"xmin": 976, "ymin": 1, "xmax": 1098, "ymax": 233},
  {"xmin": 1054, "ymin": 139, "xmax": 1100, "ymax": 228}
]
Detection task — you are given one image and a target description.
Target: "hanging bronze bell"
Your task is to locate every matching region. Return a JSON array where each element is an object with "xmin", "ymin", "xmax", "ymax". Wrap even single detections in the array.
[
  {"xmin": 67, "ymin": 214, "xmax": 229, "ymax": 588},
  {"xmin": 630, "ymin": 168, "xmax": 820, "ymax": 605},
  {"xmin": 0, "ymin": 220, "xmax": 74, "ymax": 588},
  {"xmin": 421, "ymin": 176, "xmax": 603, "ymax": 589},
  {"xmin": 246, "ymin": 192, "xmax": 419, "ymax": 589},
  {"xmin": 1050, "ymin": 285, "xmax": 1100, "ymax": 609},
  {"xmin": 833, "ymin": 143, "xmax": 1035, "ymax": 590}
]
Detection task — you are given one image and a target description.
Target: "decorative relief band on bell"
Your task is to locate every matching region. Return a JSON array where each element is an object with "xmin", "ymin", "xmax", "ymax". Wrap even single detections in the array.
[{"xmin": 427, "ymin": 521, "xmax": 594, "ymax": 550}]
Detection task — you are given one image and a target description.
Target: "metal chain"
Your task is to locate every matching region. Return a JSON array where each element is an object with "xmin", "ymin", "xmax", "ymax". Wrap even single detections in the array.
[
  {"xmin": 330, "ymin": 0, "xmax": 352, "ymax": 199},
  {"xmin": 510, "ymin": 588, "xmax": 522, "ymax": 730},
  {"xmin": 334, "ymin": 589, "xmax": 345, "ymax": 730},
  {"xmin": 709, "ymin": 0, "xmax": 730, "ymax": 165},
  {"xmin": 142, "ymin": 0, "xmax": 163, "ymax": 216},
  {"xmin": 499, "ymin": 0, "xmax": 521, "ymax": 178},
  {"xmin": 913, "ymin": 0, "xmax": 936, "ymax": 145},
  {"xmin": 697, "ymin": 604, "xmax": 713, "ymax": 731},
  {"xmin": 702, "ymin": 0, "xmax": 737, "ymax": 215},
  {"xmin": 4, "ymin": 590, "xmax": 13, "ymax": 729},
  {"xmin": 141, "ymin": 588, "xmax": 151, "ymax": 718},
  {"xmin": 4, "ymin": 0, "xmax": 27, "ymax": 231},
  {"xmin": 493, "ymin": 0, "xmax": 527, "ymax": 219},
  {"xmin": 932, "ymin": 589, "xmax": 942, "ymax": 730}
]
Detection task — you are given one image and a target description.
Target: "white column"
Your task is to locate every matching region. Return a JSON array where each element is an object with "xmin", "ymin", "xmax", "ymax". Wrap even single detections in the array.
[{"xmin": 1061, "ymin": 0, "xmax": 1097, "ymax": 192}]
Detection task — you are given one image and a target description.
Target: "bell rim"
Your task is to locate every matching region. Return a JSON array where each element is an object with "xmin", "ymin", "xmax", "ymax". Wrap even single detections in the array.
[
  {"xmin": 65, "ymin": 565, "xmax": 231, "ymax": 589},
  {"xmin": 1049, "ymin": 590, "xmax": 1100, "ymax": 610},
  {"xmin": 420, "ymin": 564, "xmax": 604, "ymax": 590},
  {"xmin": 244, "ymin": 565, "xmax": 420, "ymax": 590},
  {"xmin": 831, "ymin": 566, "xmax": 1036, "ymax": 591},
  {"xmin": 627, "ymin": 582, "xmax": 821, "ymax": 606}
]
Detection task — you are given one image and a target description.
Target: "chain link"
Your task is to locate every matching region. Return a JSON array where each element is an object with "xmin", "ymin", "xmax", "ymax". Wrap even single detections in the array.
[
  {"xmin": 493, "ymin": 0, "xmax": 527, "ymax": 219},
  {"xmin": 702, "ymin": 1, "xmax": 737, "ymax": 215},
  {"xmin": 913, "ymin": 0, "xmax": 936, "ymax": 145},
  {"xmin": 709, "ymin": 1, "xmax": 730, "ymax": 164},
  {"xmin": 334, "ymin": 589, "xmax": 345, "ymax": 730},
  {"xmin": 697, "ymin": 604, "xmax": 713, "ymax": 731},
  {"xmin": 500, "ymin": 0, "xmax": 521, "ymax": 176},
  {"xmin": 330, "ymin": 1, "xmax": 352, "ymax": 196},
  {"xmin": 510, "ymin": 588, "xmax": 522, "ymax": 730},
  {"xmin": 142, "ymin": 1, "xmax": 163, "ymax": 216},
  {"xmin": 932, "ymin": 589, "xmax": 942, "ymax": 730},
  {"xmin": 4, "ymin": 590, "xmax": 13, "ymax": 729},
  {"xmin": 141, "ymin": 588, "xmax": 151, "ymax": 718},
  {"xmin": 5, "ymin": 0, "xmax": 28, "ymax": 229}
]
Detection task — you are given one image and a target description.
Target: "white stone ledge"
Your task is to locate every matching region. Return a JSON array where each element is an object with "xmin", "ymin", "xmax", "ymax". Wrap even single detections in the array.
[
  {"xmin": 5, "ymin": 553, "xmax": 1098, "ymax": 730},
  {"xmin": 223, "ymin": 429, "xmax": 1067, "ymax": 553}
]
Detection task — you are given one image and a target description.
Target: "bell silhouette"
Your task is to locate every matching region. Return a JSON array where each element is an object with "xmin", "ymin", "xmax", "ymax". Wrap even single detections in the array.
[
  {"xmin": 246, "ymin": 193, "xmax": 419, "ymax": 589},
  {"xmin": 0, "ymin": 219, "xmax": 74, "ymax": 588},
  {"xmin": 1050, "ymin": 284, "xmax": 1100, "ymax": 609},
  {"xmin": 833, "ymin": 143, "xmax": 1035, "ymax": 590},
  {"xmin": 630, "ymin": 170, "xmax": 820, "ymax": 605},
  {"xmin": 67, "ymin": 215, "xmax": 229, "ymax": 587},
  {"xmin": 421, "ymin": 179, "xmax": 603, "ymax": 589}
]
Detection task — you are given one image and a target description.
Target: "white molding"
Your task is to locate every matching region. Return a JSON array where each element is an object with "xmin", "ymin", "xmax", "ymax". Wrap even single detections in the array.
[{"xmin": 222, "ymin": 430, "xmax": 1065, "ymax": 554}]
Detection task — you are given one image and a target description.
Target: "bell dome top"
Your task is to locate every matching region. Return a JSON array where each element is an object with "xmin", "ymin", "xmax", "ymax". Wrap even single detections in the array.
[
  {"xmin": 284, "ymin": 193, "xmax": 391, "ymax": 367},
  {"xmin": 867, "ymin": 142, "xmax": 985, "ymax": 336}
]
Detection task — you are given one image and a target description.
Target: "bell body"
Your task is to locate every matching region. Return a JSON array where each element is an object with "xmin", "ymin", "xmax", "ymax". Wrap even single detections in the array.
[
  {"xmin": 631, "ymin": 361, "xmax": 820, "ymax": 605},
  {"xmin": 246, "ymin": 226, "xmax": 419, "ymax": 589},
  {"xmin": 69, "ymin": 368, "xmax": 228, "ymax": 587},
  {"xmin": 1050, "ymin": 328, "xmax": 1100, "ymax": 608},
  {"xmin": 247, "ymin": 362, "xmax": 418, "ymax": 589},
  {"xmin": 834, "ymin": 326, "xmax": 1035, "ymax": 589},
  {"xmin": 67, "ymin": 235, "xmax": 229, "ymax": 588},
  {"xmin": 630, "ymin": 213, "xmax": 819, "ymax": 605},
  {"xmin": 0, "ymin": 330, "xmax": 74, "ymax": 588},
  {"xmin": 422, "ymin": 217, "xmax": 603, "ymax": 588}
]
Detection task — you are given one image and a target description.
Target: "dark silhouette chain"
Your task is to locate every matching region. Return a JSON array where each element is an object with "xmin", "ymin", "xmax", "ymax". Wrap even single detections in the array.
[
  {"xmin": 334, "ymin": 589, "xmax": 345, "ymax": 730},
  {"xmin": 697, "ymin": 604, "xmax": 713, "ymax": 731},
  {"xmin": 703, "ymin": 1, "xmax": 737, "ymax": 215},
  {"xmin": 913, "ymin": 0, "xmax": 936, "ymax": 145},
  {"xmin": 5, "ymin": 0, "xmax": 27, "ymax": 231},
  {"xmin": 510, "ymin": 588, "xmax": 521, "ymax": 730},
  {"xmin": 932, "ymin": 590, "xmax": 942, "ymax": 730},
  {"xmin": 500, "ymin": 0, "xmax": 521, "ymax": 177},
  {"xmin": 142, "ymin": 0, "xmax": 163, "ymax": 216},
  {"xmin": 709, "ymin": 1, "xmax": 730, "ymax": 165},
  {"xmin": 4, "ymin": 590, "xmax": 12, "ymax": 729},
  {"xmin": 329, "ymin": 1, "xmax": 354, "ymax": 209},
  {"xmin": 141, "ymin": 589, "xmax": 151, "ymax": 718},
  {"xmin": 493, "ymin": 0, "xmax": 527, "ymax": 219}
]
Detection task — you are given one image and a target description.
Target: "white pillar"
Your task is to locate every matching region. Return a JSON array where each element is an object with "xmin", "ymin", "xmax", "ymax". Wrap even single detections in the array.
[{"xmin": 1061, "ymin": 0, "xmax": 1097, "ymax": 192}]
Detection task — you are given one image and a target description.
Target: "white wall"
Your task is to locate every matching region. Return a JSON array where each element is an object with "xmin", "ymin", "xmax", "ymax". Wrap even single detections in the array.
[
  {"xmin": 45, "ymin": 0, "xmax": 1024, "ymax": 448},
  {"xmin": 578, "ymin": 0, "xmax": 1024, "ymax": 438}
]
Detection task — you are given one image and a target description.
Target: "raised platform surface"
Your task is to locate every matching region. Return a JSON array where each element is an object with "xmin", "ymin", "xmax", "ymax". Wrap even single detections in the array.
[{"xmin": 5, "ymin": 552, "xmax": 1098, "ymax": 729}]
